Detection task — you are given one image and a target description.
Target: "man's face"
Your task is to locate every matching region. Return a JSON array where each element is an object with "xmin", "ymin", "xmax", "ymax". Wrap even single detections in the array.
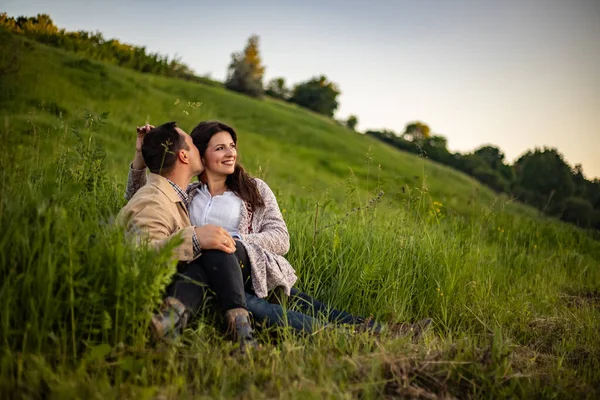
[{"xmin": 177, "ymin": 128, "xmax": 204, "ymax": 175}]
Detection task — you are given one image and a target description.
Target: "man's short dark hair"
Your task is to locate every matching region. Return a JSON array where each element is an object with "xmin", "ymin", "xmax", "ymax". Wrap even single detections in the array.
[{"xmin": 141, "ymin": 122, "xmax": 189, "ymax": 174}]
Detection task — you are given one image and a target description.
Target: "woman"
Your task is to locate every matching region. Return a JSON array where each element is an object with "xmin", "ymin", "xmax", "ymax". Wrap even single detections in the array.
[{"xmin": 127, "ymin": 121, "xmax": 429, "ymax": 339}]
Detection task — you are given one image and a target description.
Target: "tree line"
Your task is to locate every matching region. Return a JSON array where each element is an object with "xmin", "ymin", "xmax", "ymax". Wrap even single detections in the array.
[
  {"xmin": 0, "ymin": 13, "xmax": 201, "ymax": 81},
  {"xmin": 224, "ymin": 35, "xmax": 600, "ymax": 231},
  {"xmin": 366, "ymin": 124, "xmax": 600, "ymax": 230}
]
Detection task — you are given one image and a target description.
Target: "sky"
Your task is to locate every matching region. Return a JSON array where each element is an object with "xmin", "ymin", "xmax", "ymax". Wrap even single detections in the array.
[{"xmin": 3, "ymin": 0, "xmax": 600, "ymax": 178}]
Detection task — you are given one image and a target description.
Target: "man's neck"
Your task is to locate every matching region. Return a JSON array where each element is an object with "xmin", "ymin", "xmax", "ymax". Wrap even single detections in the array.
[
  {"xmin": 162, "ymin": 170, "xmax": 192, "ymax": 190},
  {"xmin": 206, "ymin": 174, "xmax": 228, "ymax": 196}
]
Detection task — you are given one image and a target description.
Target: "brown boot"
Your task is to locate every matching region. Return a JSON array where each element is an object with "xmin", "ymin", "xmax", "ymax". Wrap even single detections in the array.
[
  {"xmin": 225, "ymin": 308, "xmax": 258, "ymax": 353},
  {"xmin": 388, "ymin": 318, "xmax": 433, "ymax": 343},
  {"xmin": 150, "ymin": 297, "xmax": 190, "ymax": 340}
]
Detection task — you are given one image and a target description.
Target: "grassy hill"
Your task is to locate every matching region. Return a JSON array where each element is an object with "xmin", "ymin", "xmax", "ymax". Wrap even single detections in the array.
[
  {"xmin": 1, "ymin": 28, "xmax": 526, "ymax": 214},
  {"xmin": 1, "ymin": 31, "xmax": 599, "ymax": 398}
]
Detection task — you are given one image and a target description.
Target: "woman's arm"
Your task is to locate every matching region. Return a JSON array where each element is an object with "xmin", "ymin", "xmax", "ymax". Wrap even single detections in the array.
[
  {"xmin": 125, "ymin": 164, "xmax": 148, "ymax": 201},
  {"xmin": 241, "ymin": 179, "xmax": 290, "ymax": 255},
  {"xmin": 124, "ymin": 125, "xmax": 153, "ymax": 200}
]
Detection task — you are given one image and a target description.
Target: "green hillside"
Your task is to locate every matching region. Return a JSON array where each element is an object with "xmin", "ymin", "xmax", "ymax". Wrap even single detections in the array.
[
  {"xmin": 1, "ymin": 31, "xmax": 600, "ymax": 398},
  {"xmin": 1, "ymin": 29, "xmax": 527, "ymax": 215}
]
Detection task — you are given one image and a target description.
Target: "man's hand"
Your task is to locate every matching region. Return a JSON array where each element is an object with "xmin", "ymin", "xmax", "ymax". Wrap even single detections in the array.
[
  {"xmin": 195, "ymin": 225, "xmax": 236, "ymax": 253},
  {"xmin": 132, "ymin": 124, "xmax": 154, "ymax": 170}
]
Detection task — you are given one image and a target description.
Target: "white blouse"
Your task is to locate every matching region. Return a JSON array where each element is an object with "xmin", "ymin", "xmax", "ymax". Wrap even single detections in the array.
[{"xmin": 189, "ymin": 184, "xmax": 242, "ymax": 238}]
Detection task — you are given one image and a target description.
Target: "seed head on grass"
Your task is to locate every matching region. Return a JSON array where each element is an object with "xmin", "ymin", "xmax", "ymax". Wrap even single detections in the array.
[{"xmin": 159, "ymin": 139, "xmax": 174, "ymax": 175}]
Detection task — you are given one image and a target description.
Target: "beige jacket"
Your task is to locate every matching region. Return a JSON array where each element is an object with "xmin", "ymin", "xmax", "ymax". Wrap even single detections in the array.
[{"xmin": 118, "ymin": 173, "xmax": 197, "ymax": 262}]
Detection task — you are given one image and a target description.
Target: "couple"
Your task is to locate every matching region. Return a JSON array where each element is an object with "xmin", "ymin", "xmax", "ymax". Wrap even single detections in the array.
[{"xmin": 118, "ymin": 120, "xmax": 430, "ymax": 349}]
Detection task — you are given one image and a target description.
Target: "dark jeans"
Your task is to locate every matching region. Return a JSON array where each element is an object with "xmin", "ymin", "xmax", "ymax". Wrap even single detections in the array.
[
  {"xmin": 167, "ymin": 242, "xmax": 380, "ymax": 334},
  {"xmin": 247, "ymin": 288, "xmax": 381, "ymax": 334},
  {"xmin": 165, "ymin": 249, "xmax": 247, "ymax": 314}
]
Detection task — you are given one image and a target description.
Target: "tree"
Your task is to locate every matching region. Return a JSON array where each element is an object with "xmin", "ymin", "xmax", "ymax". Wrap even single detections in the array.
[
  {"xmin": 225, "ymin": 35, "xmax": 265, "ymax": 98},
  {"xmin": 474, "ymin": 146, "xmax": 504, "ymax": 169},
  {"xmin": 289, "ymin": 75, "xmax": 340, "ymax": 117},
  {"xmin": 346, "ymin": 115, "xmax": 358, "ymax": 130},
  {"xmin": 242, "ymin": 35, "xmax": 264, "ymax": 81},
  {"xmin": 265, "ymin": 77, "xmax": 289, "ymax": 99},
  {"xmin": 403, "ymin": 122, "xmax": 431, "ymax": 143},
  {"xmin": 474, "ymin": 145, "xmax": 515, "ymax": 185},
  {"xmin": 572, "ymin": 164, "xmax": 587, "ymax": 198},
  {"xmin": 425, "ymin": 135, "xmax": 447, "ymax": 149},
  {"xmin": 585, "ymin": 179, "xmax": 600, "ymax": 209},
  {"xmin": 514, "ymin": 148, "xmax": 575, "ymax": 212}
]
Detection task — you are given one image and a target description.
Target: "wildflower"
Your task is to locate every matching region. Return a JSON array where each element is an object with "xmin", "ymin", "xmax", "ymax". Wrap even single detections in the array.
[{"xmin": 174, "ymin": 99, "xmax": 180, "ymax": 105}]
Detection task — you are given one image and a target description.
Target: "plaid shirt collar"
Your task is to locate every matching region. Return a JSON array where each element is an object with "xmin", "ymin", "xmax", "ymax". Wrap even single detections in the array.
[{"xmin": 165, "ymin": 179, "xmax": 190, "ymax": 208}]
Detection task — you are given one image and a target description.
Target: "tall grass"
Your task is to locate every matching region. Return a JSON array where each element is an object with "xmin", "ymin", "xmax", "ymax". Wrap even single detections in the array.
[{"xmin": 1, "ymin": 111, "xmax": 599, "ymax": 398}]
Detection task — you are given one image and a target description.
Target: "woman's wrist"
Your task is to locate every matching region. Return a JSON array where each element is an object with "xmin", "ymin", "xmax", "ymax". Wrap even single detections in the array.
[{"xmin": 132, "ymin": 151, "xmax": 146, "ymax": 170}]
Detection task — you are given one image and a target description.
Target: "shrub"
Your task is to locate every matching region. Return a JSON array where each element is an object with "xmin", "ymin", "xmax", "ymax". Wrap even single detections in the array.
[{"xmin": 560, "ymin": 197, "xmax": 594, "ymax": 227}]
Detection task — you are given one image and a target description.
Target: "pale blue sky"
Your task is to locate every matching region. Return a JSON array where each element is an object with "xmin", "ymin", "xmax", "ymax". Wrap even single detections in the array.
[{"xmin": 4, "ymin": 0, "xmax": 600, "ymax": 178}]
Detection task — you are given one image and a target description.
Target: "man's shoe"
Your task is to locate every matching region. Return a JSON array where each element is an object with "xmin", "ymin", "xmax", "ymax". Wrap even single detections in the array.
[
  {"xmin": 150, "ymin": 297, "xmax": 190, "ymax": 340},
  {"xmin": 354, "ymin": 316, "xmax": 383, "ymax": 334},
  {"xmin": 225, "ymin": 308, "xmax": 259, "ymax": 353}
]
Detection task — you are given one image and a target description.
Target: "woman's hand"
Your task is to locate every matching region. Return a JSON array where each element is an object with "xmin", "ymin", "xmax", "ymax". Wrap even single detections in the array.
[
  {"xmin": 135, "ymin": 124, "xmax": 154, "ymax": 152},
  {"xmin": 132, "ymin": 124, "xmax": 154, "ymax": 170}
]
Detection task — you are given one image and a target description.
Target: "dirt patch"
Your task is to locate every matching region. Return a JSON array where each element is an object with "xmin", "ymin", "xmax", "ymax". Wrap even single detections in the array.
[
  {"xmin": 510, "ymin": 345, "xmax": 555, "ymax": 373},
  {"xmin": 347, "ymin": 338, "xmax": 532, "ymax": 399},
  {"xmin": 526, "ymin": 317, "xmax": 571, "ymax": 353},
  {"xmin": 561, "ymin": 290, "xmax": 600, "ymax": 309}
]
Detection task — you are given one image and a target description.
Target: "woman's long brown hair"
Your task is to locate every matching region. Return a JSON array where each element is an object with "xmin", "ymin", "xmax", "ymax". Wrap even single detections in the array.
[{"xmin": 190, "ymin": 121, "xmax": 265, "ymax": 211}]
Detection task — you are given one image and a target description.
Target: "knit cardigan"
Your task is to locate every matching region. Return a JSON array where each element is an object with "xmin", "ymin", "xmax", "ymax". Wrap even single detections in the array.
[{"xmin": 125, "ymin": 168, "xmax": 298, "ymax": 298}]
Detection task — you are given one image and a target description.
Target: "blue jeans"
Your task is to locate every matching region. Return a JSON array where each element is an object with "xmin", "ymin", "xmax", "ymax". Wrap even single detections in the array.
[{"xmin": 246, "ymin": 287, "xmax": 381, "ymax": 334}]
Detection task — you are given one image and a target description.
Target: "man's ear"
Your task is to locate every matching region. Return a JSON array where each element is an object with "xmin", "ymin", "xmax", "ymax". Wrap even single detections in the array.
[{"xmin": 178, "ymin": 149, "xmax": 189, "ymax": 165}]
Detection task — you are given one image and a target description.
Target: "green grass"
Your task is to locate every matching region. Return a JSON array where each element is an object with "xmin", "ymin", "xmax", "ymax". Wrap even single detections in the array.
[{"xmin": 1, "ymin": 31, "xmax": 599, "ymax": 399}]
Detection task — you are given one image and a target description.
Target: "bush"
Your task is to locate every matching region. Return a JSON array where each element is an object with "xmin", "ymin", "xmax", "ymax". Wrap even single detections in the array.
[
  {"xmin": 265, "ymin": 77, "xmax": 289, "ymax": 100},
  {"xmin": 560, "ymin": 197, "xmax": 595, "ymax": 227},
  {"xmin": 289, "ymin": 75, "xmax": 340, "ymax": 117}
]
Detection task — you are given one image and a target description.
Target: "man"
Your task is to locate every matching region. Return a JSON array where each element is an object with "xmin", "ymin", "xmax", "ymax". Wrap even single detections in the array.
[{"xmin": 117, "ymin": 122, "xmax": 256, "ymax": 349}]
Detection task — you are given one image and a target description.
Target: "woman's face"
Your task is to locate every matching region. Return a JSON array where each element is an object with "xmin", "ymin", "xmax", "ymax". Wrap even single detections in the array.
[{"xmin": 202, "ymin": 131, "xmax": 237, "ymax": 177}]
